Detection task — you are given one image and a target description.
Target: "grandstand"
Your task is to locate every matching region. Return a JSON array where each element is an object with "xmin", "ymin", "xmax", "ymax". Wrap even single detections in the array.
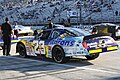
[{"xmin": 0, "ymin": 0, "xmax": 120, "ymax": 25}]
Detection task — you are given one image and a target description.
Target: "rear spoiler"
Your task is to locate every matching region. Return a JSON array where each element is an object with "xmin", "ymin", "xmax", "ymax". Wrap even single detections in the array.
[{"xmin": 83, "ymin": 33, "xmax": 111, "ymax": 40}]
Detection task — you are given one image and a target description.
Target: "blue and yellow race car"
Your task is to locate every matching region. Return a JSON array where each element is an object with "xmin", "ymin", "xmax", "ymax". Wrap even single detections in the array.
[
  {"xmin": 0, "ymin": 37, "xmax": 19, "ymax": 49},
  {"xmin": 0, "ymin": 36, "xmax": 34, "ymax": 49},
  {"xmin": 16, "ymin": 27, "xmax": 119, "ymax": 63}
]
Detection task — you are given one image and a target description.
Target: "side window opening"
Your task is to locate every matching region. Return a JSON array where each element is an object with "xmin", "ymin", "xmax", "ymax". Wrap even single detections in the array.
[
  {"xmin": 34, "ymin": 30, "xmax": 51, "ymax": 40},
  {"xmin": 41, "ymin": 31, "xmax": 51, "ymax": 39},
  {"xmin": 51, "ymin": 31, "xmax": 60, "ymax": 39},
  {"xmin": 65, "ymin": 30, "xmax": 76, "ymax": 37},
  {"xmin": 59, "ymin": 30, "xmax": 77, "ymax": 38}
]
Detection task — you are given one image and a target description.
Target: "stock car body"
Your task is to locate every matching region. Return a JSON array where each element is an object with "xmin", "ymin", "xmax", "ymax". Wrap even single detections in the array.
[
  {"xmin": 92, "ymin": 23, "xmax": 120, "ymax": 39},
  {"xmin": 0, "ymin": 25, "xmax": 34, "ymax": 49},
  {"xmin": 0, "ymin": 37, "xmax": 19, "ymax": 49},
  {"xmin": 0, "ymin": 36, "xmax": 34, "ymax": 49},
  {"xmin": 16, "ymin": 27, "xmax": 119, "ymax": 63},
  {"xmin": 12, "ymin": 25, "xmax": 34, "ymax": 36}
]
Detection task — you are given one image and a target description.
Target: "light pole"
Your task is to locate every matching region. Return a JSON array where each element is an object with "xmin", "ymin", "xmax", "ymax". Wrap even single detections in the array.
[{"xmin": 76, "ymin": 1, "xmax": 82, "ymax": 26}]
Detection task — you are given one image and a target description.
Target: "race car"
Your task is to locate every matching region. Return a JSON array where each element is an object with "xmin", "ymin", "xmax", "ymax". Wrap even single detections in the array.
[
  {"xmin": 12, "ymin": 25, "xmax": 34, "ymax": 37},
  {"xmin": 16, "ymin": 27, "xmax": 119, "ymax": 63},
  {"xmin": 0, "ymin": 25, "xmax": 34, "ymax": 49},
  {"xmin": 0, "ymin": 36, "xmax": 34, "ymax": 49},
  {"xmin": 92, "ymin": 23, "xmax": 120, "ymax": 39}
]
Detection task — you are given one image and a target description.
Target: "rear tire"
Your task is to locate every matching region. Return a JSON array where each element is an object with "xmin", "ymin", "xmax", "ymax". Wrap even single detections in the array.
[
  {"xmin": 85, "ymin": 53, "xmax": 99, "ymax": 60},
  {"xmin": 18, "ymin": 44, "xmax": 27, "ymax": 58},
  {"xmin": 52, "ymin": 46, "xmax": 69, "ymax": 63}
]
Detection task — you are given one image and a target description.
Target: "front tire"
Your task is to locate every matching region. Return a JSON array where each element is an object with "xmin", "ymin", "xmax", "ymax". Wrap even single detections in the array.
[
  {"xmin": 52, "ymin": 46, "xmax": 69, "ymax": 63},
  {"xmin": 85, "ymin": 53, "xmax": 99, "ymax": 60},
  {"xmin": 18, "ymin": 44, "xmax": 27, "ymax": 58}
]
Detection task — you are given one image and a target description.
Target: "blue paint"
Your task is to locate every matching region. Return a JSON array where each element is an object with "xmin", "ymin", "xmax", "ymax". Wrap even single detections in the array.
[{"xmin": 0, "ymin": 37, "xmax": 19, "ymax": 43}]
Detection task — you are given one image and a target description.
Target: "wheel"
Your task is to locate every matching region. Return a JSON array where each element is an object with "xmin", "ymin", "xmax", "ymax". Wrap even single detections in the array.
[
  {"xmin": 52, "ymin": 46, "xmax": 69, "ymax": 63},
  {"xmin": 85, "ymin": 53, "xmax": 99, "ymax": 60},
  {"xmin": 18, "ymin": 44, "xmax": 27, "ymax": 58}
]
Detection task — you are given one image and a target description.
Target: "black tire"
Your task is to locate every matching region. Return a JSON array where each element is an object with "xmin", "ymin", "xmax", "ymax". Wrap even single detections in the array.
[
  {"xmin": 18, "ymin": 44, "xmax": 27, "ymax": 58},
  {"xmin": 52, "ymin": 46, "xmax": 69, "ymax": 63},
  {"xmin": 85, "ymin": 53, "xmax": 99, "ymax": 60}
]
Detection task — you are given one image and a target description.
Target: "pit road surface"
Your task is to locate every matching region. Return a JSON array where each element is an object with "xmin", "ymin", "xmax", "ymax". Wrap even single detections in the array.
[{"xmin": 0, "ymin": 43, "xmax": 120, "ymax": 80}]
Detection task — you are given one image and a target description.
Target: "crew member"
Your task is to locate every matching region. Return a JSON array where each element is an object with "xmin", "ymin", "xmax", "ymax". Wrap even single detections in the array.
[
  {"xmin": 33, "ymin": 29, "xmax": 38, "ymax": 36},
  {"xmin": 48, "ymin": 19, "xmax": 53, "ymax": 29},
  {"xmin": 14, "ymin": 29, "xmax": 18, "ymax": 38},
  {"xmin": 1, "ymin": 17, "xmax": 12, "ymax": 56},
  {"xmin": 92, "ymin": 27, "xmax": 97, "ymax": 34},
  {"xmin": 13, "ymin": 22, "xmax": 18, "ymax": 37}
]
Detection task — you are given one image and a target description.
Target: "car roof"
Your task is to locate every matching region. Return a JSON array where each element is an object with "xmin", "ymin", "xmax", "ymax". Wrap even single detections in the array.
[
  {"xmin": 41, "ymin": 24, "xmax": 65, "ymax": 30},
  {"xmin": 43, "ymin": 27, "xmax": 91, "ymax": 36},
  {"xmin": 93, "ymin": 23, "xmax": 117, "ymax": 27},
  {"xmin": 53, "ymin": 24, "xmax": 64, "ymax": 28}
]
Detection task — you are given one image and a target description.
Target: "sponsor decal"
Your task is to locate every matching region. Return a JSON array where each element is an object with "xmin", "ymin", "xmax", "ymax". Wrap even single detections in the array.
[
  {"xmin": 89, "ymin": 49, "xmax": 102, "ymax": 54},
  {"xmin": 49, "ymin": 40, "xmax": 75, "ymax": 46},
  {"xmin": 33, "ymin": 41, "xmax": 45, "ymax": 54},
  {"xmin": 107, "ymin": 46, "xmax": 118, "ymax": 51},
  {"xmin": 26, "ymin": 46, "xmax": 34, "ymax": 53},
  {"xmin": 45, "ymin": 46, "xmax": 49, "ymax": 57}
]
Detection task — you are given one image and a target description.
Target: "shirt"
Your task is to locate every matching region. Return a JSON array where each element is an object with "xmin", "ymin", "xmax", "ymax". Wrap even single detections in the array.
[{"xmin": 1, "ymin": 22, "xmax": 12, "ymax": 35}]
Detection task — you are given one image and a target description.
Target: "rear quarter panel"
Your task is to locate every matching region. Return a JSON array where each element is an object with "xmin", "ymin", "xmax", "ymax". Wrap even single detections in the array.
[{"xmin": 49, "ymin": 37, "xmax": 89, "ymax": 57}]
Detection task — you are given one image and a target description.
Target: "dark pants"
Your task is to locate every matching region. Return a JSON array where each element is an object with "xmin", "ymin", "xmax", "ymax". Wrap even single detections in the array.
[{"xmin": 2, "ymin": 35, "xmax": 11, "ymax": 55}]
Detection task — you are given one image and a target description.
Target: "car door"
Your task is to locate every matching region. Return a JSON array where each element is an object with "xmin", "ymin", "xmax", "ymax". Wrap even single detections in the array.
[{"xmin": 33, "ymin": 30, "xmax": 51, "ymax": 55}]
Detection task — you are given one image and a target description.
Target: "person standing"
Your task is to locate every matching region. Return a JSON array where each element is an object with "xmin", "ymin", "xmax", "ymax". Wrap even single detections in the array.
[
  {"xmin": 92, "ymin": 27, "xmax": 97, "ymax": 34},
  {"xmin": 13, "ymin": 22, "xmax": 18, "ymax": 38},
  {"xmin": 115, "ymin": 11, "xmax": 118, "ymax": 16},
  {"xmin": 1, "ymin": 17, "xmax": 12, "ymax": 56},
  {"xmin": 33, "ymin": 29, "xmax": 38, "ymax": 36},
  {"xmin": 48, "ymin": 19, "xmax": 53, "ymax": 29}
]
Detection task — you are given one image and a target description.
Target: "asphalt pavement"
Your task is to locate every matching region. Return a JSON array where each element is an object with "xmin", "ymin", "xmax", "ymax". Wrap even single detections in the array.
[{"xmin": 0, "ymin": 43, "xmax": 120, "ymax": 80}]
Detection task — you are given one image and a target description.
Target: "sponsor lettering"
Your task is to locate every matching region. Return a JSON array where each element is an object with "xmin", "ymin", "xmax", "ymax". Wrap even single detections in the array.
[{"xmin": 49, "ymin": 40, "xmax": 75, "ymax": 46}]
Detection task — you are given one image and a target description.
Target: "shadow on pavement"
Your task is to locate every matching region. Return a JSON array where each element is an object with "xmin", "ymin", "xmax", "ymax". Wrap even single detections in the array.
[{"xmin": 0, "ymin": 55, "xmax": 93, "ymax": 79}]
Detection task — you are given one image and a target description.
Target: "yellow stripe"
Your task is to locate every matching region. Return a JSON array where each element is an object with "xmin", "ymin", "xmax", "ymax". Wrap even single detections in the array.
[
  {"xmin": 89, "ymin": 49, "xmax": 102, "ymax": 54},
  {"xmin": 107, "ymin": 46, "xmax": 118, "ymax": 51},
  {"xmin": 11, "ymin": 40, "xmax": 19, "ymax": 42},
  {"xmin": 45, "ymin": 46, "xmax": 49, "ymax": 58}
]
